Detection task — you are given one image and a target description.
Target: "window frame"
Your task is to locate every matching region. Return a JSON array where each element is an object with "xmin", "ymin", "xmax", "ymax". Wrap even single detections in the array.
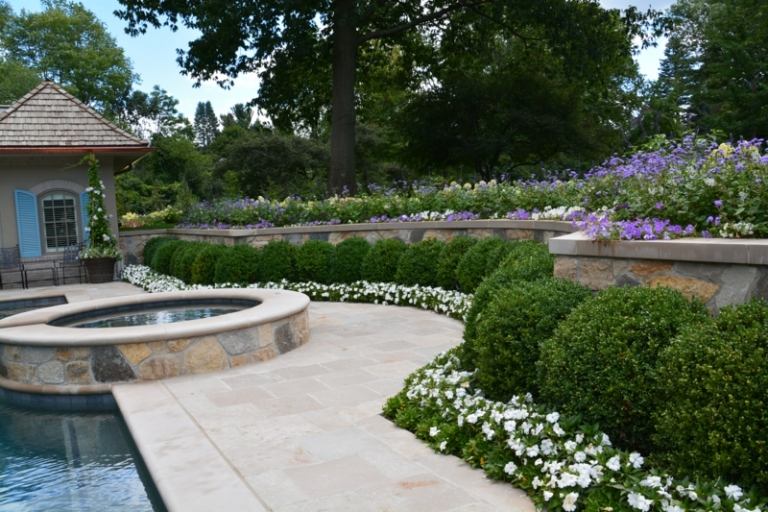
[{"xmin": 38, "ymin": 190, "xmax": 81, "ymax": 253}]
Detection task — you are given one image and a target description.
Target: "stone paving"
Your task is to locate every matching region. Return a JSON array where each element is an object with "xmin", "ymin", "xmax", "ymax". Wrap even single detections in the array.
[{"xmin": 115, "ymin": 301, "xmax": 535, "ymax": 512}]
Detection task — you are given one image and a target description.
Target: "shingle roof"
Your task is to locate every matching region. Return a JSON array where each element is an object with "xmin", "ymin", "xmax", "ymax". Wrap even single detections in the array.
[{"xmin": 0, "ymin": 81, "xmax": 149, "ymax": 148}]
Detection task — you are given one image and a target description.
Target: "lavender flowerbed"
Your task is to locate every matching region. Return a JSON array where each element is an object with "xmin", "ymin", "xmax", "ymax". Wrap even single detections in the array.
[{"xmin": 176, "ymin": 137, "xmax": 768, "ymax": 240}]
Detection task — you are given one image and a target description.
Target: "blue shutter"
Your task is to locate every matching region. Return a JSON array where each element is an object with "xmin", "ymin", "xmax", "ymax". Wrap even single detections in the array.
[
  {"xmin": 80, "ymin": 190, "xmax": 90, "ymax": 243},
  {"xmin": 14, "ymin": 189, "xmax": 41, "ymax": 258}
]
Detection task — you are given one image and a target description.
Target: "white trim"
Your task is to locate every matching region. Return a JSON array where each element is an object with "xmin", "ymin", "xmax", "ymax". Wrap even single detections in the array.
[{"xmin": 29, "ymin": 179, "xmax": 84, "ymax": 196}]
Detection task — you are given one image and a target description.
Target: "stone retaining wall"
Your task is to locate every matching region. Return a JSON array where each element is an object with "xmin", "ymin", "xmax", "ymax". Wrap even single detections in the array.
[
  {"xmin": 119, "ymin": 220, "xmax": 575, "ymax": 264},
  {"xmin": 0, "ymin": 311, "xmax": 308, "ymax": 394}
]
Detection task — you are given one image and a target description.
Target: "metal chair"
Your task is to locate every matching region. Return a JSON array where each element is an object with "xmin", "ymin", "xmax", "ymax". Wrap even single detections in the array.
[
  {"xmin": 21, "ymin": 256, "xmax": 58, "ymax": 288},
  {"xmin": 56, "ymin": 243, "xmax": 84, "ymax": 285},
  {"xmin": 0, "ymin": 246, "xmax": 25, "ymax": 289}
]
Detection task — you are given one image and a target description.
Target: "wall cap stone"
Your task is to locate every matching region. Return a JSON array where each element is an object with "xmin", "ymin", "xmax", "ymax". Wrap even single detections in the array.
[{"xmin": 549, "ymin": 231, "xmax": 768, "ymax": 266}]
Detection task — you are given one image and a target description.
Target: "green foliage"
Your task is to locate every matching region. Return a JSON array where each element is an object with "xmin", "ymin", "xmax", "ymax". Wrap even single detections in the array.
[
  {"xmin": 394, "ymin": 239, "xmax": 445, "ymax": 286},
  {"xmin": 213, "ymin": 245, "xmax": 261, "ymax": 284},
  {"xmin": 193, "ymin": 100, "xmax": 219, "ymax": 147},
  {"xmin": 654, "ymin": 300, "xmax": 768, "ymax": 491},
  {"xmin": 170, "ymin": 241, "xmax": 205, "ymax": 282},
  {"xmin": 259, "ymin": 240, "xmax": 297, "ymax": 282},
  {"xmin": 460, "ymin": 241, "xmax": 554, "ymax": 368},
  {"xmin": 436, "ymin": 237, "xmax": 477, "ymax": 290},
  {"xmin": 455, "ymin": 237, "xmax": 507, "ymax": 292},
  {"xmin": 151, "ymin": 239, "xmax": 185, "ymax": 275},
  {"xmin": 474, "ymin": 278, "xmax": 591, "ymax": 401},
  {"xmin": 361, "ymin": 239, "xmax": 407, "ymax": 283},
  {"xmin": 0, "ymin": 58, "xmax": 39, "ymax": 104},
  {"xmin": 295, "ymin": 240, "xmax": 335, "ymax": 284},
  {"xmin": 142, "ymin": 236, "xmax": 175, "ymax": 266},
  {"xmin": 80, "ymin": 155, "xmax": 120, "ymax": 259},
  {"xmin": 537, "ymin": 286, "xmax": 708, "ymax": 452},
  {"xmin": 2, "ymin": 0, "xmax": 135, "ymax": 111},
  {"xmin": 330, "ymin": 237, "xmax": 371, "ymax": 283},
  {"xmin": 190, "ymin": 244, "xmax": 228, "ymax": 285}
]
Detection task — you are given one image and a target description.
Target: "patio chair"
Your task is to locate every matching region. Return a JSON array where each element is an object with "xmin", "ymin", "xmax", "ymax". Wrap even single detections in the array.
[
  {"xmin": 56, "ymin": 243, "xmax": 84, "ymax": 285},
  {"xmin": 22, "ymin": 257, "xmax": 58, "ymax": 289},
  {"xmin": 0, "ymin": 246, "xmax": 25, "ymax": 289}
]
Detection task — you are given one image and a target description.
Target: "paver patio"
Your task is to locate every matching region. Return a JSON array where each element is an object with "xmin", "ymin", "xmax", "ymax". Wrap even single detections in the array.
[{"xmin": 114, "ymin": 300, "xmax": 535, "ymax": 511}]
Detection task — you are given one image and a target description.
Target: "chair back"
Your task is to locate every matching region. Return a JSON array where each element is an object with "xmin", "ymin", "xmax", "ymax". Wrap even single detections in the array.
[
  {"xmin": 0, "ymin": 246, "xmax": 20, "ymax": 269},
  {"xmin": 62, "ymin": 243, "xmax": 81, "ymax": 263}
]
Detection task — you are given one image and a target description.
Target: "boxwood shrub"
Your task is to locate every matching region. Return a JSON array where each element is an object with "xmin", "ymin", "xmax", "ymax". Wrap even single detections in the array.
[
  {"xmin": 142, "ymin": 236, "xmax": 175, "ymax": 266},
  {"xmin": 331, "ymin": 237, "xmax": 370, "ymax": 283},
  {"xmin": 150, "ymin": 239, "xmax": 185, "ymax": 275},
  {"xmin": 474, "ymin": 278, "xmax": 591, "ymax": 401},
  {"xmin": 435, "ymin": 236, "xmax": 476, "ymax": 290},
  {"xmin": 495, "ymin": 240, "xmax": 554, "ymax": 281},
  {"xmin": 537, "ymin": 286, "xmax": 708, "ymax": 452},
  {"xmin": 190, "ymin": 244, "xmax": 229, "ymax": 285},
  {"xmin": 295, "ymin": 240, "xmax": 335, "ymax": 284},
  {"xmin": 169, "ymin": 241, "xmax": 197, "ymax": 280},
  {"xmin": 259, "ymin": 240, "xmax": 297, "ymax": 282},
  {"xmin": 214, "ymin": 245, "xmax": 261, "ymax": 284},
  {"xmin": 362, "ymin": 239, "xmax": 407, "ymax": 283},
  {"xmin": 653, "ymin": 300, "xmax": 768, "ymax": 492},
  {"xmin": 394, "ymin": 239, "xmax": 446, "ymax": 287},
  {"xmin": 455, "ymin": 237, "xmax": 507, "ymax": 292}
]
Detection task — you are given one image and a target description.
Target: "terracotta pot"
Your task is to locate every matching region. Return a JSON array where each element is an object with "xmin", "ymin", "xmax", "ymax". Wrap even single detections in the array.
[{"xmin": 83, "ymin": 257, "xmax": 116, "ymax": 283}]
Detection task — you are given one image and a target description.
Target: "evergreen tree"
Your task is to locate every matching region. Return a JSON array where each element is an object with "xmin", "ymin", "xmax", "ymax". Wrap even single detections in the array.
[{"xmin": 193, "ymin": 101, "xmax": 219, "ymax": 147}]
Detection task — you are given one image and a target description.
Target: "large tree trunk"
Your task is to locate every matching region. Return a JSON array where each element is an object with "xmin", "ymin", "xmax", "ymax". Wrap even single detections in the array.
[{"xmin": 329, "ymin": 0, "xmax": 358, "ymax": 195}]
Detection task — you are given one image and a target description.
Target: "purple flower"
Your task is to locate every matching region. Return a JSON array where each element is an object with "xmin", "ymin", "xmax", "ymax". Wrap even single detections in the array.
[
  {"xmin": 714, "ymin": 199, "xmax": 724, "ymax": 209},
  {"xmin": 654, "ymin": 202, "xmax": 665, "ymax": 210}
]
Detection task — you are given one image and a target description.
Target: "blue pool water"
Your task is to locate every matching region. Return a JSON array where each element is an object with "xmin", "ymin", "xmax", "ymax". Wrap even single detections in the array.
[{"xmin": 0, "ymin": 401, "xmax": 164, "ymax": 511}]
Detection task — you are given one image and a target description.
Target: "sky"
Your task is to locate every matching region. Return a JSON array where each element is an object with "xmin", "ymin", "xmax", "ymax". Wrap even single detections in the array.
[{"xmin": 7, "ymin": 0, "xmax": 673, "ymax": 121}]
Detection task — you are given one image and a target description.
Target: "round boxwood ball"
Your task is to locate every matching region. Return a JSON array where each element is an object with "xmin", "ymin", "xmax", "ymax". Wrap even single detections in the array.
[
  {"xmin": 361, "ymin": 239, "xmax": 407, "ymax": 283},
  {"xmin": 214, "ymin": 245, "xmax": 261, "ymax": 285},
  {"xmin": 150, "ymin": 239, "xmax": 185, "ymax": 275},
  {"xmin": 455, "ymin": 237, "xmax": 507, "ymax": 292},
  {"xmin": 295, "ymin": 240, "xmax": 335, "ymax": 283},
  {"xmin": 331, "ymin": 237, "xmax": 371, "ymax": 283},
  {"xmin": 142, "ymin": 236, "xmax": 176, "ymax": 266},
  {"xmin": 654, "ymin": 300, "xmax": 768, "ymax": 492},
  {"xmin": 189, "ymin": 244, "xmax": 229, "ymax": 285},
  {"xmin": 537, "ymin": 285, "xmax": 708, "ymax": 452},
  {"xmin": 259, "ymin": 240, "xmax": 297, "ymax": 282},
  {"xmin": 436, "ymin": 236, "xmax": 476, "ymax": 290},
  {"xmin": 395, "ymin": 239, "xmax": 446, "ymax": 287},
  {"xmin": 474, "ymin": 278, "xmax": 591, "ymax": 400}
]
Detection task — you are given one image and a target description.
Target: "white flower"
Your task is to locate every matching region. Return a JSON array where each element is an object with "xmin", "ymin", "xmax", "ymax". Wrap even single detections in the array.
[
  {"xmin": 629, "ymin": 452, "xmax": 644, "ymax": 469},
  {"xmin": 546, "ymin": 412, "xmax": 560, "ymax": 424},
  {"xmin": 466, "ymin": 413, "xmax": 478, "ymax": 424},
  {"xmin": 606, "ymin": 455, "xmax": 621, "ymax": 471},
  {"xmin": 573, "ymin": 451, "xmax": 586, "ymax": 463},
  {"xmin": 429, "ymin": 426, "xmax": 439, "ymax": 437},
  {"xmin": 562, "ymin": 492, "xmax": 579, "ymax": 511},
  {"xmin": 662, "ymin": 503, "xmax": 683, "ymax": 512},
  {"xmin": 503, "ymin": 462, "xmax": 517, "ymax": 476},
  {"xmin": 543, "ymin": 491, "xmax": 553, "ymax": 502},
  {"xmin": 725, "ymin": 484, "xmax": 744, "ymax": 501},
  {"xmin": 628, "ymin": 492, "xmax": 652, "ymax": 511},
  {"xmin": 564, "ymin": 440, "xmax": 577, "ymax": 453},
  {"xmin": 640, "ymin": 476, "xmax": 662, "ymax": 489},
  {"xmin": 438, "ymin": 441, "xmax": 447, "ymax": 452}
]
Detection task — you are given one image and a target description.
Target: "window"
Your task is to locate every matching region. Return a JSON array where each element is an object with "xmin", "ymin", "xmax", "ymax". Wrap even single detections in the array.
[{"xmin": 41, "ymin": 192, "xmax": 79, "ymax": 252}]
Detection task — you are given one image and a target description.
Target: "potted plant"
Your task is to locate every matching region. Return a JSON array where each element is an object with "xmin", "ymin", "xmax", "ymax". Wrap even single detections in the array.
[{"xmin": 80, "ymin": 154, "xmax": 121, "ymax": 283}]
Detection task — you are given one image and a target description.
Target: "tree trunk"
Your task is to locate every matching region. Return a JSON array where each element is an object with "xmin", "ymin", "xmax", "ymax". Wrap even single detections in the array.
[{"xmin": 329, "ymin": 0, "xmax": 358, "ymax": 195}]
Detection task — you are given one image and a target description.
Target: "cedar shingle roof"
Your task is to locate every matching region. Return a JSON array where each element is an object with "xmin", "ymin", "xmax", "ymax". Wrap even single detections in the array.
[{"xmin": 0, "ymin": 81, "xmax": 149, "ymax": 148}]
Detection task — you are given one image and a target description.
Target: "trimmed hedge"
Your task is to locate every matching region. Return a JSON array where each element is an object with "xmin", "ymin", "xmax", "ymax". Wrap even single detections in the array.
[
  {"xmin": 436, "ymin": 236, "xmax": 476, "ymax": 290},
  {"xmin": 295, "ymin": 240, "xmax": 335, "ymax": 284},
  {"xmin": 150, "ymin": 239, "xmax": 185, "ymax": 275},
  {"xmin": 455, "ymin": 237, "xmax": 508, "ymax": 292},
  {"xmin": 537, "ymin": 286, "xmax": 708, "ymax": 452},
  {"xmin": 395, "ymin": 239, "xmax": 446, "ymax": 287},
  {"xmin": 654, "ymin": 300, "xmax": 768, "ymax": 492},
  {"xmin": 474, "ymin": 278, "xmax": 591, "ymax": 401},
  {"xmin": 331, "ymin": 237, "xmax": 371, "ymax": 283},
  {"xmin": 214, "ymin": 245, "xmax": 261, "ymax": 284},
  {"xmin": 169, "ymin": 242, "xmax": 205, "ymax": 282},
  {"xmin": 190, "ymin": 244, "xmax": 229, "ymax": 285},
  {"xmin": 259, "ymin": 240, "xmax": 297, "ymax": 282},
  {"xmin": 362, "ymin": 239, "xmax": 408, "ymax": 283},
  {"xmin": 142, "ymin": 236, "xmax": 175, "ymax": 266}
]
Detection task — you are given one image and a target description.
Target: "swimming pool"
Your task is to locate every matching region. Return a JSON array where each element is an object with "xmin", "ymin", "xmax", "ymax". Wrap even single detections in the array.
[{"xmin": 0, "ymin": 400, "xmax": 165, "ymax": 511}]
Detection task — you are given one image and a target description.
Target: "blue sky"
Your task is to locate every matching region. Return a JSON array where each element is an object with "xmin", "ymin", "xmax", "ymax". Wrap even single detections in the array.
[{"xmin": 7, "ymin": 0, "xmax": 673, "ymax": 120}]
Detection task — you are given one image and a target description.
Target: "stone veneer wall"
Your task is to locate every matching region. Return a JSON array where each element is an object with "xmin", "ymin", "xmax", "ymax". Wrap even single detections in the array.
[
  {"xmin": 119, "ymin": 220, "xmax": 575, "ymax": 265},
  {"xmin": 0, "ymin": 309, "xmax": 308, "ymax": 394},
  {"xmin": 550, "ymin": 233, "xmax": 768, "ymax": 311}
]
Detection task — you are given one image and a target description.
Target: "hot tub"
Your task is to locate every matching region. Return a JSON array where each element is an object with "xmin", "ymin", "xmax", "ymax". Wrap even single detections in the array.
[{"xmin": 0, "ymin": 289, "xmax": 310, "ymax": 394}]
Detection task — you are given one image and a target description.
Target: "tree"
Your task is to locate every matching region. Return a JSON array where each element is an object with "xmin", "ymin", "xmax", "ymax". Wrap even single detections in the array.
[
  {"xmin": 193, "ymin": 101, "xmax": 219, "ymax": 147},
  {"xmin": 111, "ymin": 85, "xmax": 191, "ymax": 140},
  {"xmin": 220, "ymin": 103, "xmax": 255, "ymax": 130},
  {"xmin": 0, "ymin": 59, "xmax": 40, "ymax": 104},
  {"xmin": 116, "ymin": 0, "xmax": 659, "ymax": 194},
  {"xmin": 2, "ymin": 0, "xmax": 136, "ymax": 112}
]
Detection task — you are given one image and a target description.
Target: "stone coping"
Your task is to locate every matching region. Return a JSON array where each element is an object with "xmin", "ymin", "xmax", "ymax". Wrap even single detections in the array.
[
  {"xmin": 123, "ymin": 219, "xmax": 576, "ymax": 238},
  {"xmin": 549, "ymin": 231, "xmax": 768, "ymax": 266},
  {"xmin": 0, "ymin": 288, "xmax": 309, "ymax": 345}
]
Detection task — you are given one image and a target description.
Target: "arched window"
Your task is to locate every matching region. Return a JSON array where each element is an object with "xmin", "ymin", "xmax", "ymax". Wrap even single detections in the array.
[{"xmin": 40, "ymin": 192, "xmax": 79, "ymax": 252}]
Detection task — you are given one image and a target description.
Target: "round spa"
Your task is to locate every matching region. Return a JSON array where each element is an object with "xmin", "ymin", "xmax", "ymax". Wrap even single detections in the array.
[{"xmin": 0, "ymin": 289, "xmax": 310, "ymax": 394}]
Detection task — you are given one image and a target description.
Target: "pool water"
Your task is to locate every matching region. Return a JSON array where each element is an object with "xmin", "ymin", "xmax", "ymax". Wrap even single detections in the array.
[
  {"xmin": 0, "ymin": 401, "xmax": 165, "ymax": 511},
  {"xmin": 74, "ymin": 306, "xmax": 241, "ymax": 328}
]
